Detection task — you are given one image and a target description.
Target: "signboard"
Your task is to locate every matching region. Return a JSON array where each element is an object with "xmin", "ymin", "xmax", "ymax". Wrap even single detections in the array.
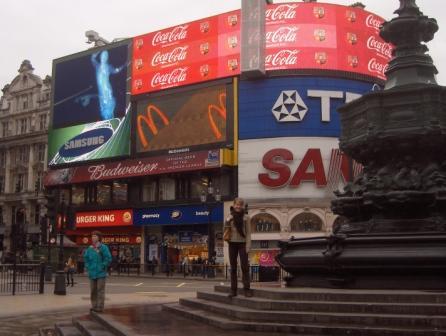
[
  {"xmin": 134, "ymin": 204, "xmax": 224, "ymax": 226},
  {"xmin": 132, "ymin": 11, "xmax": 240, "ymax": 94},
  {"xmin": 76, "ymin": 235, "xmax": 142, "ymax": 245},
  {"xmin": 75, "ymin": 209, "xmax": 133, "ymax": 228},
  {"xmin": 239, "ymin": 137, "xmax": 361, "ymax": 200},
  {"xmin": 44, "ymin": 149, "xmax": 220, "ymax": 186},
  {"xmin": 239, "ymin": 76, "xmax": 378, "ymax": 140},
  {"xmin": 49, "ymin": 41, "xmax": 131, "ymax": 165},
  {"xmin": 135, "ymin": 82, "xmax": 232, "ymax": 154}
]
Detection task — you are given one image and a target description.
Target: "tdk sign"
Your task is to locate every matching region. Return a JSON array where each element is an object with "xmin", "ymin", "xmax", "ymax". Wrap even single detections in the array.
[
  {"xmin": 239, "ymin": 77, "xmax": 379, "ymax": 139},
  {"xmin": 59, "ymin": 127, "xmax": 112, "ymax": 158}
]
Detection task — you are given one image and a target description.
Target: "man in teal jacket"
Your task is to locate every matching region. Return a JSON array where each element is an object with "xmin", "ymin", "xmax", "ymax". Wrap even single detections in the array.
[{"xmin": 83, "ymin": 231, "xmax": 112, "ymax": 312}]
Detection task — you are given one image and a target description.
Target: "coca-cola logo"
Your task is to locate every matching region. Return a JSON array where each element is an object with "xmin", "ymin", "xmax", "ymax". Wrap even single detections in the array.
[
  {"xmin": 265, "ymin": 4, "xmax": 298, "ymax": 22},
  {"xmin": 152, "ymin": 25, "xmax": 188, "ymax": 46},
  {"xmin": 151, "ymin": 67, "xmax": 188, "ymax": 87},
  {"xmin": 367, "ymin": 36, "xmax": 392, "ymax": 59},
  {"xmin": 151, "ymin": 46, "xmax": 188, "ymax": 67},
  {"xmin": 266, "ymin": 27, "xmax": 298, "ymax": 44},
  {"xmin": 265, "ymin": 50, "xmax": 300, "ymax": 67},
  {"xmin": 366, "ymin": 15, "xmax": 384, "ymax": 31},
  {"xmin": 368, "ymin": 58, "xmax": 389, "ymax": 77}
]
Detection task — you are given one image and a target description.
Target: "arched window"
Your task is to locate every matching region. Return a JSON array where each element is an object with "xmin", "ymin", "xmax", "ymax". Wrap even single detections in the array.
[
  {"xmin": 290, "ymin": 212, "xmax": 323, "ymax": 232},
  {"xmin": 251, "ymin": 213, "xmax": 281, "ymax": 233}
]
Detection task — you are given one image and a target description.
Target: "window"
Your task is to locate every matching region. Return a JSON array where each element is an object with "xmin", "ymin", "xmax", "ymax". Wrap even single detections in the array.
[
  {"xmin": 35, "ymin": 172, "xmax": 44, "ymax": 192},
  {"xmin": 39, "ymin": 114, "xmax": 47, "ymax": 130},
  {"xmin": 190, "ymin": 175, "xmax": 208, "ymax": 199},
  {"xmin": 290, "ymin": 212, "xmax": 323, "ymax": 232},
  {"xmin": 0, "ymin": 151, "xmax": 5, "ymax": 168},
  {"xmin": 143, "ymin": 180, "xmax": 157, "ymax": 202},
  {"xmin": 251, "ymin": 213, "xmax": 281, "ymax": 233},
  {"xmin": 0, "ymin": 176, "xmax": 4, "ymax": 193},
  {"xmin": 112, "ymin": 182, "xmax": 128, "ymax": 204},
  {"xmin": 97, "ymin": 183, "xmax": 111, "ymax": 205},
  {"xmin": 159, "ymin": 177, "xmax": 175, "ymax": 201},
  {"xmin": 37, "ymin": 144, "xmax": 45, "ymax": 162},
  {"xmin": 15, "ymin": 174, "xmax": 25, "ymax": 192},
  {"xmin": 1, "ymin": 122, "xmax": 8, "ymax": 137},
  {"xmin": 17, "ymin": 118, "xmax": 27, "ymax": 135},
  {"xmin": 72, "ymin": 185, "xmax": 85, "ymax": 205},
  {"xmin": 16, "ymin": 146, "xmax": 28, "ymax": 164},
  {"xmin": 22, "ymin": 95, "xmax": 28, "ymax": 110}
]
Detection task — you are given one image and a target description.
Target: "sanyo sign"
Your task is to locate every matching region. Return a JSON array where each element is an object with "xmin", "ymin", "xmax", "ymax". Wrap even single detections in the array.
[{"xmin": 239, "ymin": 77, "xmax": 380, "ymax": 139}]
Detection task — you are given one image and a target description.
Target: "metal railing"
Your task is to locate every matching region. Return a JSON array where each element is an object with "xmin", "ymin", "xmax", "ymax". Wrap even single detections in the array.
[{"xmin": 0, "ymin": 263, "xmax": 45, "ymax": 295}]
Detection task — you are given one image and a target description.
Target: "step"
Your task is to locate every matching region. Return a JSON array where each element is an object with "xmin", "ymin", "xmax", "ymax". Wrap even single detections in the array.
[
  {"xmin": 180, "ymin": 297, "xmax": 446, "ymax": 329},
  {"xmin": 163, "ymin": 302, "xmax": 445, "ymax": 336},
  {"xmin": 215, "ymin": 285, "xmax": 446, "ymax": 304},
  {"xmin": 54, "ymin": 322, "xmax": 82, "ymax": 336},
  {"xmin": 89, "ymin": 310, "xmax": 132, "ymax": 336},
  {"xmin": 73, "ymin": 317, "xmax": 115, "ymax": 336},
  {"xmin": 198, "ymin": 290, "xmax": 446, "ymax": 315}
]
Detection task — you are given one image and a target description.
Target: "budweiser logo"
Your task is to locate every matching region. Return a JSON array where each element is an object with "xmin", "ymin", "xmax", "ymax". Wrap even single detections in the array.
[
  {"xmin": 88, "ymin": 162, "xmax": 159, "ymax": 181},
  {"xmin": 152, "ymin": 25, "xmax": 188, "ymax": 46},
  {"xmin": 368, "ymin": 58, "xmax": 389, "ymax": 76},
  {"xmin": 265, "ymin": 4, "xmax": 298, "ymax": 22},
  {"xmin": 151, "ymin": 46, "xmax": 188, "ymax": 67},
  {"xmin": 367, "ymin": 36, "xmax": 392, "ymax": 58},
  {"xmin": 151, "ymin": 67, "xmax": 188, "ymax": 87},
  {"xmin": 366, "ymin": 15, "xmax": 383, "ymax": 31},
  {"xmin": 265, "ymin": 49, "xmax": 299, "ymax": 67},
  {"xmin": 266, "ymin": 26, "xmax": 298, "ymax": 44}
]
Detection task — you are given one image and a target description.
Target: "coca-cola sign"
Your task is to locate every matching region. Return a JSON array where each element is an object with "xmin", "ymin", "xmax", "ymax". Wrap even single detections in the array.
[
  {"xmin": 151, "ymin": 46, "xmax": 189, "ymax": 67},
  {"xmin": 365, "ymin": 14, "xmax": 384, "ymax": 32},
  {"xmin": 367, "ymin": 36, "xmax": 392, "ymax": 59},
  {"xmin": 266, "ymin": 26, "xmax": 298, "ymax": 44},
  {"xmin": 265, "ymin": 4, "xmax": 298, "ymax": 22},
  {"xmin": 368, "ymin": 58, "xmax": 389, "ymax": 77},
  {"xmin": 152, "ymin": 25, "xmax": 189, "ymax": 46},
  {"xmin": 151, "ymin": 67, "xmax": 188, "ymax": 88},
  {"xmin": 265, "ymin": 49, "xmax": 300, "ymax": 67}
]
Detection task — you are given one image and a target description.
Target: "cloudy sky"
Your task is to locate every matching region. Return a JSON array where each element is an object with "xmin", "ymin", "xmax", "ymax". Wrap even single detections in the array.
[{"xmin": 0, "ymin": 0, "xmax": 443, "ymax": 88}]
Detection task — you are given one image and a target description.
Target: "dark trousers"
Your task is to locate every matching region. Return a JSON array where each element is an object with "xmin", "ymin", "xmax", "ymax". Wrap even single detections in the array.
[
  {"xmin": 66, "ymin": 270, "xmax": 74, "ymax": 286},
  {"xmin": 228, "ymin": 242, "xmax": 250, "ymax": 293}
]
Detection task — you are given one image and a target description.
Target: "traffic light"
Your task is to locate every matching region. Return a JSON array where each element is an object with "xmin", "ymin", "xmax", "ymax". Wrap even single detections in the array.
[{"xmin": 44, "ymin": 188, "xmax": 59, "ymax": 223}]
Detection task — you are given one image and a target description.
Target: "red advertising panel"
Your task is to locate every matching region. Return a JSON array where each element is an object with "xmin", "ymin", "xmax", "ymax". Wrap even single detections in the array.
[
  {"xmin": 76, "ymin": 209, "xmax": 133, "ymax": 228},
  {"xmin": 132, "ymin": 11, "xmax": 240, "ymax": 94},
  {"xmin": 76, "ymin": 235, "xmax": 142, "ymax": 245},
  {"xmin": 44, "ymin": 149, "xmax": 221, "ymax": 186}
]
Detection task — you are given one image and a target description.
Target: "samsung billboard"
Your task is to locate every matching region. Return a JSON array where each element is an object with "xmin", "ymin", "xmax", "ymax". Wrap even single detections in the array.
[
  {"xmin": 239, "ymin": 76, "xmax": 379, "ymax": 140},
  {"xmin": 48, "ymin": 40, "xmax": 131, "ymax": 166}
]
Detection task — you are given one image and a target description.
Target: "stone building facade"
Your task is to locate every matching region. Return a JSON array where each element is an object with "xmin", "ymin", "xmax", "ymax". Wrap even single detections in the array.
[{"xmin": 0, "ymin": 60, "xmax": 50, "ymax": 254}]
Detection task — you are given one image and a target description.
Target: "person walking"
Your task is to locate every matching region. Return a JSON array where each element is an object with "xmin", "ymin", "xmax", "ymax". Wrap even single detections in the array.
[
  {"xmin": 65, "ymin": 254, "xmax": 76, "ymax": 287},
  {"xmin": 224, "ymin": 197, "xmax": 252, "ymax": 298},
  {"xmin": 83, "ymin": 231, "xmax": 112, "ymax": 313}
]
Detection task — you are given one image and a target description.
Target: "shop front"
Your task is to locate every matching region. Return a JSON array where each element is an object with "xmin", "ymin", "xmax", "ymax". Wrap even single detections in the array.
[{"xmin": 134, "ymin": 204, "xmax": 224, "ymax": 267}]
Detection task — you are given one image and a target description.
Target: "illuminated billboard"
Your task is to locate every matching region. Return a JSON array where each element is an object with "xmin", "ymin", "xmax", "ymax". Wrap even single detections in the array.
[
  {"xmin": 49, "ymin": 40, "xmax": 131, "ymax": 166},
  {"xmin": 135, "ymin": 81, "xmax": 233, "ymax": 155},
  {"xmin": 132, "ymin": 11, "xmax": 240, "ymax": 95}
]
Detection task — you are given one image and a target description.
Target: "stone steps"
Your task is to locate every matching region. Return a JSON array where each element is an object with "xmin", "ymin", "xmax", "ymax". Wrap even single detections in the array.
[{"xmin": 163, "ymin": 302, "xmax": 443, "ymax": 336}]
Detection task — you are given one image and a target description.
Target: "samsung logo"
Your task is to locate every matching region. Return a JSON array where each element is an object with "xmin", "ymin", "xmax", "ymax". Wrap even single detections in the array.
[{"xmin": 59, "ymin": 128, "xmax": 112, "ymax": 158}]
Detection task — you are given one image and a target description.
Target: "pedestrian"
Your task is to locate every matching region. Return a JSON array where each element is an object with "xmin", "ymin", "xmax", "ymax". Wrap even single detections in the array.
[
  {"xmin": 151, "ymin": 256, "xmax": 158, "ymax": 275},
  {"xmin": 83, "ymin": 231, "xmax": 112, "ymax": 313},
  {"xmin": 65, "ymin": 254, "xmax": 76, "ymax": 287},
  {"xmin": 223, "ymin": 197, "xmax": 252, "ymax": 298}
]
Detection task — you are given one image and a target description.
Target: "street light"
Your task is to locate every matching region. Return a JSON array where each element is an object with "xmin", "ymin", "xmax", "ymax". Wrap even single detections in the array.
[
  {"xmin": 54, "ymin": 194, "xmax": 66, "ymax": 295},
  {"xmin": 200, "ymin": 182, "xmax": 221, "ymax": 264}
]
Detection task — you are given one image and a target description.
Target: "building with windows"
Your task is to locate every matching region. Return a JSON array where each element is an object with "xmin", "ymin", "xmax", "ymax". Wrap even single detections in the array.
[{"xmin": 0, "ymin": 60, "xmax": 51, "ymax": 253}]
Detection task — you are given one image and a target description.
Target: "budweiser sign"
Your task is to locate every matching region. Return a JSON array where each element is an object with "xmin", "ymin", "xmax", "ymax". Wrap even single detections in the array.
[
  {"xmin": 368, "ymin": 58, "xmax": 389, "ymax": 77},
  {"xmin": 151, "ymin": 67, "xmax": 188, "ymax": 87},
  {"xmin": 151, "ymin": 46, "xmax": 189, "ymax": 67},
  {"xmin": 265, "ymin": 4, "xmax": 298, "ymax": 22},
  {"xmin": 367, "ymin": 36, "xmax": 392, "ymax": 59},
  {"xmin": 366, "ymin": 15, "xmax": 383, "ymax": 31},
  {"xmin": 266, "ymin": 26, "xmax": 298, "ymax": 44},
  {"xmin": 88, "ymin": 162, "xmax": 158, "ymax": 181},
  {"xmin": 265, "ymin": 49, "xmax": 299, "ymax": 67},
  {"xmin": 152, "ymin": 25, "xmax": 188, "ymax": 46}
]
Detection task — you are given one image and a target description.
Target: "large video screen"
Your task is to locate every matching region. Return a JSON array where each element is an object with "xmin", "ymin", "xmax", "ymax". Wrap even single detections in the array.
[
  {"xmin": 135, "ymin": 82, "xmax": 232, "ymax": 154},
  {"xmin": 49, "ymin": 41, "xmax": 131, "ymax": 166}
]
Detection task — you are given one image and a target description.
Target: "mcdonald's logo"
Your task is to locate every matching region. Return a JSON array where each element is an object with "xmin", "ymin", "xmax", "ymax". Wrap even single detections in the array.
[
  {"xmin": 207, "ymin": 93, "xmax": 226, "ymax": 139},
  {"xmin": 137, "ymin": 104, "xmax": 170, "ymax": 148}
]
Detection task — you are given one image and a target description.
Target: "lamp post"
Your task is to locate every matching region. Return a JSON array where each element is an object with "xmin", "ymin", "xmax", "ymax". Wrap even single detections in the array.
[
  {"xmin": 54, "ymin": 195, "xmax": 66, "ymax": 295},
  {"xmin": 200, "ymin": 183, "xmax": 221, "ymax": 263}
]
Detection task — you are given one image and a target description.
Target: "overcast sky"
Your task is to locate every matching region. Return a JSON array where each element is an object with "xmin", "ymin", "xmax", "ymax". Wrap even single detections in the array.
[{"xmin": 0, "ymin": 0, "xmax": 443, "ymax": 88}]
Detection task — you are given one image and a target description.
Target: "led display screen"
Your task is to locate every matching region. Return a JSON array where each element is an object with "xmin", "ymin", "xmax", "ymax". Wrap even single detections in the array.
[{"xmin": 135, "ymin": 82, "xmax": 231, "ymax": 154}]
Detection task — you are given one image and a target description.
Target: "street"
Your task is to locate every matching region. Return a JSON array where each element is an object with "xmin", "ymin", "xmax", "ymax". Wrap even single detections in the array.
[{"xmin": 0, "ymin": 275, "xmax": 226, "ymax": 336}]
